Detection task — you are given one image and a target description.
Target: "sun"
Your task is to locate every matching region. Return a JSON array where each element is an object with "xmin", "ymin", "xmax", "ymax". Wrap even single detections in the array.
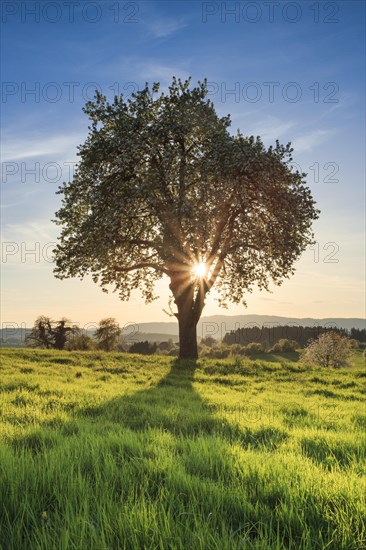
[{"xmin": 192, "ymin": 262, "xmax": 206, "ymax": 278}]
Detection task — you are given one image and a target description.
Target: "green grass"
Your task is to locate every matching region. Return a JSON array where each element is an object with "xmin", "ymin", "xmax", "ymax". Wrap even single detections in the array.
[{"xmin": 0, "ymin": 348, "xmax": 365, "ymax": 549}]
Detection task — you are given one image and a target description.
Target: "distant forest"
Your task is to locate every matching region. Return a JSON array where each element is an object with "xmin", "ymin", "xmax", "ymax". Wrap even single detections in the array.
[
  {"xmin": 1, "ymin": 325, "xmax": 365, "ymax": 351},
  {"xmin": 223, "ymin": 326, "xmax": 366, "ymax": 349}
]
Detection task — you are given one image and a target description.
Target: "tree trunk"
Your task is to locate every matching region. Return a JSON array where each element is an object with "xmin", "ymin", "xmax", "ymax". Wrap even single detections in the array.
[
  {"xmin": 178, "ymin": 310, "xmax": 198, "ymax": 359},
  {"xmin": 169, "ymin": 268, "xmax": 201, "ymax": 360}
]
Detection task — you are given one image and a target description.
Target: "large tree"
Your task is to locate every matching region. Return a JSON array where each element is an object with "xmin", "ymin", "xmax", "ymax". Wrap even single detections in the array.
[{"xmin": 54, "ymin": 78, "xmax": 319, "ymax": 359}]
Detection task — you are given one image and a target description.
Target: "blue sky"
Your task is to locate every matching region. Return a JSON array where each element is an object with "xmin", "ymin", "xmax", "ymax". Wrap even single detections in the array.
[{"xmin": 1, "ymin": 0, "xmax": 365, "ymax": 328}]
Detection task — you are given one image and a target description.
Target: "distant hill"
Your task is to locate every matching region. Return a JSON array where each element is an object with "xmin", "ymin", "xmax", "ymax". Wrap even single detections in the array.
[
  {"xmin": 124, "ymin": 315, "xmax": 366, "ymax": 341},
  {"xmin": 0, "ymin": 328, "xmax": 31, "ymax": 347},
  {"xmin": 1, "ymin": 315, "xmax": 364, "ymax": 347}
]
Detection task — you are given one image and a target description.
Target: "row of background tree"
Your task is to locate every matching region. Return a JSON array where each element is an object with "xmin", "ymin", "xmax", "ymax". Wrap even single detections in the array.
[
  {"xmin": 223, "ymin": 325, "xmax": 366, "ymax": 348},
  {"xmin": 25, "ymin": 315, "xmax": 366, "ymax": 356}
]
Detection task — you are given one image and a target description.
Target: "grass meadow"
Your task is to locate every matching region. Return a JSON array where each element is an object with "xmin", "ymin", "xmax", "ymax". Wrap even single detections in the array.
[{"xmin": 0, "ymin": 348, "xmax": 365, "ymax": 549}]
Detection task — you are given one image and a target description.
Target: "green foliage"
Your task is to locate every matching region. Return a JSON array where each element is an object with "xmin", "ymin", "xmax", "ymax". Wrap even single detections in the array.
[
  {"xmin": 270, "ymin": 338, "xmax": 299, "ymax": 353},
  {"xmin": 200, "ymin": 336, "xmax": 217, "ymax": 347},
  {"xmin": 0, "ymin": 348, "xmax": 365, "ymax": 549},
  {"xmin": 129, "ymin": 340, "xmax": 158, "ymax": 355},
  {"xmin": 244, "ymin": 342, "xmax": 266, "ymax": 355},
  {"xmin": 65, "ymin": 332, "xmax": 95, "ymax": 351},
  {"xmin": 157, "ymin": 339, "xmax": 176, "ymax": 352},
  {"xmin": 94, "ymin": 318, "xmax": 121, "ymax": 351},
  {"xmin": 200, "ymin": 342, "xmax": 267, "ymax": 359},
  {"xmin": 53, "ymin": 77, "xmax": 319, "ymax": 358},
  {"xmin": 223, "ymin": 325, "xmax": 352, "ymax": 348},
  {"xmin": 199, "ymin": 343, "xmax": 233, "ymax": 358},
  {"xmin": 349, "ymin": 338, "xmax": 361, "ymax": 349}
]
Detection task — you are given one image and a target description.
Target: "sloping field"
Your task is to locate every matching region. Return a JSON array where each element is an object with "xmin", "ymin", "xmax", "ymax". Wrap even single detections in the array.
[{"xmin": 0, "ymin": 348, "xmax": 365, "ymax": 549}]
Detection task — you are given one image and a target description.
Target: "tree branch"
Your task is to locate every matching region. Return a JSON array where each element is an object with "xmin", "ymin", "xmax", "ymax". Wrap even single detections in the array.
[
  {"xmin": 114, "ymin": 263, "xmax": 169, "ymax": 275},
  {"xmin": 225, "ymin": 242, "xmax": 261, "ymax": 254},
  {"xmin": 206, "ymin": 206, "xmax": 240, "ymax": 269},
  {"xmin": 206, "ymin": 215, "xmax": 230, "ymax": 268},
  {"xmin": 193, "ymin": 207, "xmax": 241, "ymax": 320},
  {"xmin": 192, "ymin": 253, "xmax": 226, "ymax": 323},
  {"xmin": 124, "ymin": 239, "xmax": 163, "ymax": 250}
]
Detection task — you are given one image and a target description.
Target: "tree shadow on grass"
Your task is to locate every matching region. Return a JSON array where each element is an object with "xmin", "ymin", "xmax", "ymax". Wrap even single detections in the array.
[
  {"xmin": 7, "ymin": 356, "xmax": 290, "ymax": 455},
  {"xmin": 78, "ymin": 357, "xmax": 288, "ymax": 450},
  {"xmin": 3, "ymin": 358, "xmax": 286, "ymax": 548},
  {"xmin": 83, "ymin": 358, "xmax": 223, "ymax": 437},
  {"xmin": 4, "ymin": 357, "xmax": 344, "ymax": 549}
]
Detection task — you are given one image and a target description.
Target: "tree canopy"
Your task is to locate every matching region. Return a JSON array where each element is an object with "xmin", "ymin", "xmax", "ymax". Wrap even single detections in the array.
[
  {"xmin": 54, "ymin": 77, "xmax": 319, "ymax": 358},
  {"xmin": 94, "ymin": 317, "xmax": 121, "ymax": 351},
  {"xmin": 26, "ymin": 316, "xmax": 78, "ymax": 350},
  {"xmin": 303, "ymin": 331, "xmax": 353, "ymax": 368}
]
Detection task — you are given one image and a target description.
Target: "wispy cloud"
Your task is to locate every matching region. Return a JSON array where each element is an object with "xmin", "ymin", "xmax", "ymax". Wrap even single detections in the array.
[
  {"xmin": 1, "ymin": 221, "xmax": 58, "ymax": 271},
  {"xmin": 2, "ymin": 133, "xmax": 83, "ymax": 162},
  {"xmin": 293, "ymin": 129, "xmax": 336, "ymax": 153},
  {"xmin": 244, "ymin": 117, "xmax": 296, "ymax": 143},
  {"xmin": 134, "ymin": 61, "xmax": 190, "ymax": 83},
  {"xmin": 146, "ymin": 17, "xmax": 187, "ymax": 39},
  {"xmin": 2, "ymin": 221, "xmax": 58, "ymax": 243},
  {"xmin": 256, "ymin": 121, "xmax": 296, "ymax": 141},
  {"xmin": 99, "ymin": 55, "xmax": 191, "ymax": 88}
]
